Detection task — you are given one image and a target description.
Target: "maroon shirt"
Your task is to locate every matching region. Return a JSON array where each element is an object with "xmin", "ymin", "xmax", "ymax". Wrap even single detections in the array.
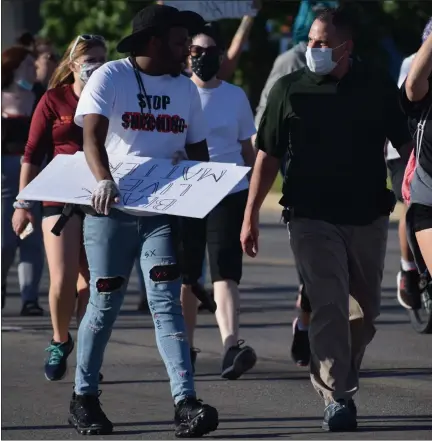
[{"xmin": 23, "ymin": 84, "xmax": 82, "ymax": 207}]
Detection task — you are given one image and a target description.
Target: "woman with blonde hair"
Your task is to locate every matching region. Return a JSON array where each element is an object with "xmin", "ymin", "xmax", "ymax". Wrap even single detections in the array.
[{"xmin": 12, "ymin": 34, "xmax": 107, "ymax": 382}]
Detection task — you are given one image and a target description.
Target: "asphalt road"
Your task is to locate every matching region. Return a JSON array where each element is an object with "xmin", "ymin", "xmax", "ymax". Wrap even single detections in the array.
[{"xmin": 2, "ymin": 209, "xmax": 432, "ymax": 440}]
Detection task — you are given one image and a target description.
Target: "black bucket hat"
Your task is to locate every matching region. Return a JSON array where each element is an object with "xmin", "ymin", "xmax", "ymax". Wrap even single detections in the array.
[{"xmin": 117, "ymin": 4, "xmax": 205, "ymax": 53}]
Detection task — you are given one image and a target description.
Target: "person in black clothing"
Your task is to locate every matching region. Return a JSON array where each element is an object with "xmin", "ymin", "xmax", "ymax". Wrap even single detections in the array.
[
  {"xmin": 402, "ymin": 28, "xmax": 432, "ymax": 288},
  {"xmin": 1, "ymin": 45, "xmax": 44, "ymax": 315},
  {"xmin": 241, "ymin": 8, "xmax": 413, "ymax": 432}
]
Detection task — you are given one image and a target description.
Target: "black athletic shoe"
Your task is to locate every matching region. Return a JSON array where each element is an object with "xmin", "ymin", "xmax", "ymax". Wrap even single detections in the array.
[
  {"xmin": 192, "ymin": 283, "xmax": 217, "ymax": 313},
  {"xmin": 322, "ymin": 399, "xmax": 357, "ymax": 432},
  {"xmin": 397, "ymin": 269, "xmax": 421, "ymax": 309},
  {"xmin": 347, "ymin": 399, "xmax": 357, "ymax": 418},
  {"xmin": 221, "ymin": 340, "xmax": 257, "ymax": 380},
  {"xmin": 190, "ymin": 347, "xmax": 200, "ymax": 374},
  {"xmin": 198, "ymin": 288, "xmax": 214, "ymax": 312},
  {"xmin": 69, "ymin": 392, "xmax": 113, "ymax": 436},
  {"xmin": 174, "ymin": 397, "xmax": 218, "ymax": 438},
  {"xmin": 20, "ymin": 300, "xmax": 44, "ymax": 316},
  {"xmin": 44, "ymin": 333, "xmax": 74, "ymax": 381},
  {"xmin": 291, "ymin": 317, "xmax": 310, "ymax": 367}
]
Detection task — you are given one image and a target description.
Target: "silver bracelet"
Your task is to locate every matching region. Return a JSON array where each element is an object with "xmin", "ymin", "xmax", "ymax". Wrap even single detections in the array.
[{"xmin": 13, "ymin": 200, "xmax": 34, "ymax": 210}]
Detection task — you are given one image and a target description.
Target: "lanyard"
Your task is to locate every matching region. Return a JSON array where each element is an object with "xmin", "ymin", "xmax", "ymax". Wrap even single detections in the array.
[{"xmin": 129, "ymin": 56, "xmax": 151, "ymax": 114}]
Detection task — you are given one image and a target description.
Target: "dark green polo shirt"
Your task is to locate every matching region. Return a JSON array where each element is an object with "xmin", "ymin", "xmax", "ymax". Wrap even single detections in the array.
[{"xmin": 257, "ymin": 62, "xmax": 413, "ymax": 225}]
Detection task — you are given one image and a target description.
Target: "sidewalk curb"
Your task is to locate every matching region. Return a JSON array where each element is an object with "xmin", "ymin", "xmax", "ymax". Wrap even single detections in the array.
[{"xmin": 262, "ymin": 193, "xmax": 403, "ymax": 223}]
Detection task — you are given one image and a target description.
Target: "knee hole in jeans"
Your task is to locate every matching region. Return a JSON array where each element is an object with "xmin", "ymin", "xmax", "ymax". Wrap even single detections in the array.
[
  {"xmin": 149, "ymin": 263, "xmax": 180, "ymax": 284},
  {"xmin": 96, "ymin": 276, "xmax": 125, "ymax": 294}
]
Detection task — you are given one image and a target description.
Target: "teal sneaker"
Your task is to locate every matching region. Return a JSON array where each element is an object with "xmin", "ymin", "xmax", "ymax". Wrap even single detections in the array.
[{"xmin": 44, "ymin": 333, "xmax": 74, "ymax": 381}]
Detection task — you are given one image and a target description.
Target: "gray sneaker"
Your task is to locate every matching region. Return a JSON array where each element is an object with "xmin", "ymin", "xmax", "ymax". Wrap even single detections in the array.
[{"xmin": 221, "ymin": 340, "xmax": 257, "ymax": 380}]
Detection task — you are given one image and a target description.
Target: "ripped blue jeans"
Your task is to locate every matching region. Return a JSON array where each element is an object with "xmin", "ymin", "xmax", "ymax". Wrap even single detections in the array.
[{"xmin": 75, "ymin": 209, "xmax": 195, "ymax": 403}]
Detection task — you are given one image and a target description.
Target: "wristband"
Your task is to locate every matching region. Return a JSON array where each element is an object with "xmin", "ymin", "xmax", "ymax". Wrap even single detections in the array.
[{"xmin": 13, "ymin": 200, "xmax": 34, "ymax": 210}]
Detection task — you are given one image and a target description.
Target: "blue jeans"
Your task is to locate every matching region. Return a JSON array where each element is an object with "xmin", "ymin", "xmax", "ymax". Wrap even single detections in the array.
[
  {"xmin": 75, "ymin": 209, "xmax": 195, "ymax": 403},
  {"xmin": 135, "ymin": 257, "xmax": 147, "ymax": 297}
]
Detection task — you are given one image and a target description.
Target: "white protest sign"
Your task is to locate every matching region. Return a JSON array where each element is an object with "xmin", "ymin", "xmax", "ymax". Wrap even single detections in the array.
[
  {"xmin": 17, "ymin": 153, "xmax": 250, "ymax": 219},
  {"xmin": 163, "ymin": 1, "xmax": 257, "ymax": 21}
]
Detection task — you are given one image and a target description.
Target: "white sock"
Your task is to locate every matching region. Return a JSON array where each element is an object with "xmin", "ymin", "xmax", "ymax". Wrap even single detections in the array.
[{"xmin": 401, "ymin": 258, "xmax": 417, "ymax": 272}]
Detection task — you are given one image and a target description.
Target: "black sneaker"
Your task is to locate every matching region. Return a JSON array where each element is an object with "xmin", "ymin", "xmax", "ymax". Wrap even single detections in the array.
[
  {"xmin": 190, "ymin": 347, "xmax": 200, "ymax": 374},
  {"xmin": 347, "ymin": 399, "xmax": 357, "ymax": 418},
  {"xmin": 69, "ymin": 392, "xmax": 113, "ymax": 435},
  {"xmin": 291, "ymin": 317, "xmax": 310, "ymax": 367},
  {"xmin": 174, "ymin": 397, "xmax": 218, "ymax": 438},
  {"xmin": 44, "ymin": 333, "xmax": 74, "ymax": 381},
  {"xmin": 192, "ymin": 283, "xmax": 217, "ymax": 313},
  {"xmin": 20, "ymin": 300, "xmax": 44, "ymax": 316},
  {"xmin": 397, "ymin": 269, "xmax": 421, "ymax": 309},
  {"xmin": 221, "ymin": 340, "xmax": 257, "ymax": 380},
  {"xmin": 198, "ymin": 288, "xmax": 214, "ymax": 312},
  {"xmin": 322, "ymin": 399, "xmax": 358, "ymax": 432}
]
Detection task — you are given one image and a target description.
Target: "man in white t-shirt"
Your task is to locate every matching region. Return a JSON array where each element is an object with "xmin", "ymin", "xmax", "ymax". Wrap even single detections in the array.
[{"xmin": 68, "ymin": 5, "xmax": 218, "ymax": 438}]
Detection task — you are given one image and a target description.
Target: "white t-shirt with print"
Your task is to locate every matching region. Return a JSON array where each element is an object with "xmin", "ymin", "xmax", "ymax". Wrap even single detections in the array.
[
  {"xmin": 74, "ymin": 58, "xmax": 208, "ymax": 216},
  {"xmin": 196, "ymin": 81, "xmax": 256, "ymax": 193},
  {"xmin": 75, "ymin": 58, "xmax": 207, "ymax": 159}
]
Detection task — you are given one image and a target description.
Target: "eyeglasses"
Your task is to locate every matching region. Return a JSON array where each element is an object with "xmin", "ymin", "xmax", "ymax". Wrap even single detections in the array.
[
  {"xmin": 189, "ymin": 45, "xmax": 220, "ymax": 57},
  {"xmin": 69, "ymin": 34, "xmax": 105, "ymax": 61}
]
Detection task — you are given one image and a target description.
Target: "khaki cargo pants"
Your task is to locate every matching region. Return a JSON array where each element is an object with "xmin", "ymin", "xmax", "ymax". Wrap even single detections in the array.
[{"xmin": 289, "ymin": 216, "xmax": 389, "ymax": 405}]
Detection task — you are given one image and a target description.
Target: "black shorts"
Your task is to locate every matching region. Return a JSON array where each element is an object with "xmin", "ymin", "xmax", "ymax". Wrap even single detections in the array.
[
  {"xmin": 178, "ymin": 189, "xmax": 248, "ymax": 285},
  {"xmin": 387, "ymin": 158, "xmax": 405, "ymax": 203},
  {"xmin": 411, "ymin": 203, "xmax": 432, "ymax": 233},
  {"xmin": 42, "ymin": 205, "xmax": 85, "ymax": 219}
]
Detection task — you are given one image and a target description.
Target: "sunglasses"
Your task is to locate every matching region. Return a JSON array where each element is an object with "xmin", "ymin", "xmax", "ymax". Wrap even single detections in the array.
[
  {"xmin": 189, "ymin": 45, "xmax": 220, "ymax": 57},
  {"xmin": 69, "ymin": 34, "xmax": 105, "ymax": 61}
]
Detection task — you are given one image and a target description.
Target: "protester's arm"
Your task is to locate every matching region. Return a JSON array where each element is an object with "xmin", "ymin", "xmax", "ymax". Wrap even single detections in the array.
[
  {"xmin": 406, "ymin": 33, "xmax": 432, "ymax": 102},
  {"xmin": 245, "ymin": 78, "xmax": 290, "ymax": 215},
  {"xmin": 19, "ymin": 92, "xmax": 54, "ymax": 193},
  {"xmin": 397, "ymin": 55, "xmax": 414, "ymax": 88},
  {"xmin": 185, "ymin": 83, "xmax": 210, "ymax": 161},
  {"xmin": 382, "ymin": 74, "xmax": 413, "ymax": 164},
  {"xmin": 13, "ymin": 92, "xmax": 54, "ymax": 233},
  {"xmin": 218, "ymin": 16, "xmax": 255, "ymax": 81},
  {"xmin": 82, "ymin": 115, "xmax": 112, "ymax": 181},
  {"xmin": 75, "ymin": 67, "xmax": 115, "ymax": 181},
  {"xmin": 237, "ymin": 88, "xmax": 257, "ymax": 169}
]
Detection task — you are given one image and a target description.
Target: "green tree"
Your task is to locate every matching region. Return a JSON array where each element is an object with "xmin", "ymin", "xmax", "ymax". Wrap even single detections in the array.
[
  {"xmin": 39, "ymin": 0, "xmax": 152, "ymax": 60},
  {"xmin": 38, "ymin": 0, "xmax": 432, "ymax": 107}
]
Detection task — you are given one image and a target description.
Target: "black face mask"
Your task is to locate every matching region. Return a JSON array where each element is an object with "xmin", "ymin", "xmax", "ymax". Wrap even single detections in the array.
[{"xmin": 190, "ymin": 52, "xmax": 220, "ymax": 82}]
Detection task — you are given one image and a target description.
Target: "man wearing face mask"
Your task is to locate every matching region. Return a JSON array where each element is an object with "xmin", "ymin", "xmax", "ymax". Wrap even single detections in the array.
[{"xmin": 241, "ymin": 7, "xmax": 413, "ymax": 432}]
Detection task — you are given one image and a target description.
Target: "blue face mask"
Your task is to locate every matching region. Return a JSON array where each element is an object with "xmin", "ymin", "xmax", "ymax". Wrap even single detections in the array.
[{"xmin": 15, "ymin": 79, "xmax": 34, "ymax": 91}]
